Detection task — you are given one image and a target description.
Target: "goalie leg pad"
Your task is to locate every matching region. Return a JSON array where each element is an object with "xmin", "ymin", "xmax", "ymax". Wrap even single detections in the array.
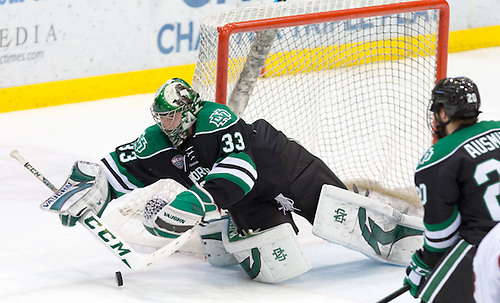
[
  {"xmin": 222, "ymin": 218, "xmax": 311, "ymax": 283},
  {"xmin": 198, "ymin": 216, "xmax": 239, "ymax": 266},
  {"xmin": 312, "ymin": 185, "xmax": 424, "ymax": 266}
]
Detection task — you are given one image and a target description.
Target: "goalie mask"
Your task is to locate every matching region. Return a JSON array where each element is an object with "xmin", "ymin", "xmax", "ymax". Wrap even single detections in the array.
[{"xmin": 151, "ymin": 78, "xmax": 202, "ymax": 147}]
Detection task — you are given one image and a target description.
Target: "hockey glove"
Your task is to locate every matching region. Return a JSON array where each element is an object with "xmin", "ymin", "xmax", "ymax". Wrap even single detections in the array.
[
  {"xmin": 40, "ymin": 161, "xmax": 111, "ymax": 227},
  {"xmin": 404, "ymin": 249, "xmax": 431, "ymax": 298}
]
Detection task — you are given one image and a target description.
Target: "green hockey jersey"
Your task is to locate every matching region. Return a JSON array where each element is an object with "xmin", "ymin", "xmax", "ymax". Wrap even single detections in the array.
[
  {"xmin": 415, "ymin": 120, "xmax": 500, "ymax": 266},
  {"xmin": 101, "ymin": 100, "xmax": 345, "ymax": 232}
]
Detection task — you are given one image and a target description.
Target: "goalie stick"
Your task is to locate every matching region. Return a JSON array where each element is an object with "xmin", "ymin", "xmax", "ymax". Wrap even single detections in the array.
[{"xmin": 10, "ymin": 149, "xmax": 194, "ymax": 270}]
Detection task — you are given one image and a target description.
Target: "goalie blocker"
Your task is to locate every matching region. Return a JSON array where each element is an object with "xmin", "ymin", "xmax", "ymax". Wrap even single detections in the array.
[
  {"xmin": 37, "ymin": 160, "xmax": 197, "ymax": 269},
  {"xmin": 312, "ymin": 185, "xmax": 424, "ymax": 266},
  {"xmin": 40, "ymin": 160, "xmax": 111, "ymax": 224}
]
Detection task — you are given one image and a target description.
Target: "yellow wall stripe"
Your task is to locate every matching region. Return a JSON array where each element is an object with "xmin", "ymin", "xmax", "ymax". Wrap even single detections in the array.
[
  {"xmin": 0, "ymin": 64, "xmax": 196, "ymax": 113},
  {"xmin": 1, "ymin": 25, "xmax": 500, "ymax": 113},
  {"xmin": 449, "ymin": 25, "xmax": 500, "ymax": 52},
  {"xmin": 263, "ymin": 35, "xmax": 438, "ymax": 77}
]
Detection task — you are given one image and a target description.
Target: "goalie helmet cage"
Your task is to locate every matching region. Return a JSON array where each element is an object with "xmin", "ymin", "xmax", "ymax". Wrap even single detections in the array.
[{"xmin": 192, "ymin": 0, "xmax": 449, "ymax": 206}]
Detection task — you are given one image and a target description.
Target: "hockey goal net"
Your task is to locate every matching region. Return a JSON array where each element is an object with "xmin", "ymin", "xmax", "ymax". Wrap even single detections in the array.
[
  {"xmin": 104, "ymin": 0, "xmax": 449, "ymax": 251},
  {"xmin": 192, "ymin": 0, "xmax": 449, "ymax": 211}
]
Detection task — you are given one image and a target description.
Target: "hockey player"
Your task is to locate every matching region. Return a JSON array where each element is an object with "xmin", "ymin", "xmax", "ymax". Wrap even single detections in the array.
[
  {"xmin": 118, "ymin": 77, "xmax": 345, "ymax": 234},
  {"xmin": 58, "ymin": 78, "xmax": 348, "ymax": 282},
  {"xmin": 403, "ymin": 77, "xmax": 500, "ymax": 302},
  {"xmin": 48, "ymin": 78, "xmax": 426, "ymax": 282}
]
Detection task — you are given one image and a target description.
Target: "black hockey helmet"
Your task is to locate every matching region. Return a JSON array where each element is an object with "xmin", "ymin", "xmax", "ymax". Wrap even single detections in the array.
[{"xmin": 430, "ymin": 77, "xmax": 481, "ymax": 121}]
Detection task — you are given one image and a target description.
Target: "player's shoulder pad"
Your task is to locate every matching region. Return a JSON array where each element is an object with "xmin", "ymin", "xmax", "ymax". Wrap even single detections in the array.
[
  {"xmin": 132, "ymin": 125, "xmax": 176, "ymax": 158},
  {"xmin": 195, "ymin": 101, "xmax": 239, "ymax": 134},
  {"xmin": 416, "ymin": 120, "xmax": 500, "ymax": 171}
]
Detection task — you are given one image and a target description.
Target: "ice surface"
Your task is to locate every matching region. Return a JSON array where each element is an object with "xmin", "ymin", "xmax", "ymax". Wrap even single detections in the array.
[{"xmin": 1, "ymin": 47, "xmax": 499, "ymax": 303}]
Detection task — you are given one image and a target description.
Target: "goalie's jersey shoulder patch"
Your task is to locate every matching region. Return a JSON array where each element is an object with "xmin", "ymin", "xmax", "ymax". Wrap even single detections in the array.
[
  {"xmin": 195, "ymin": 101, "xmax": 239, "ymax": 134},
  {"xmin": 133, "ymin": 124, "xmax": 176, "ymax": 158}
]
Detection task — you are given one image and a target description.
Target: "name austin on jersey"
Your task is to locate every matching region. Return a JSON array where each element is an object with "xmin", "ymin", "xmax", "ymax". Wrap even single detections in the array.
[{"xmin": 463, "ymin": 131, "xmax": 500, "ymax": 159}]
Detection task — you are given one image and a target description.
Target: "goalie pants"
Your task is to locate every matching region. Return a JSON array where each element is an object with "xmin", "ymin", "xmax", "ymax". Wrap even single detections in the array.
[
  {"xmin": 419, "ymin": 239, "xmax": 476, "ymax": 303},
  {"xmin": 229, "ymin": 139, "xmax": 346, "ymax": 234}
]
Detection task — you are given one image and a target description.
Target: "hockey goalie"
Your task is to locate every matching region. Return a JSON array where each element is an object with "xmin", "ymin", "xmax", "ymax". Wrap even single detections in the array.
[{"xmin": 38, "ymin": 78, "xmax": 424, "ymax": 283}]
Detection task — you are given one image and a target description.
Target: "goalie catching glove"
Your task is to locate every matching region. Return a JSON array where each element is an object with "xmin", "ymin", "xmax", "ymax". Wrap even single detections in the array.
[
  {"xmin": 40, "ymin": 161, "xmax": 112, "ymax": 227},
  {"xmin": 142, "ymin": 183, "xmax": 220, "ymax": 238}
]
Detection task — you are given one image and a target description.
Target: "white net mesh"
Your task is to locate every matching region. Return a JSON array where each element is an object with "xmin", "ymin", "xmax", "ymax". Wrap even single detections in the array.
[{"xmin": 193, "ymin": 0, "xmax": 446, "ymax": 206}]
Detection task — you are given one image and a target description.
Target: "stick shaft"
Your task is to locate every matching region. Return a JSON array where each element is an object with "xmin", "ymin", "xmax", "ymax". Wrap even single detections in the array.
[
  {"xmin": 10, "ymin": 149, "xmax": 58, "ymax": 192},
  {"xmin": 376, "ymin": 284, "xmax": 411, "ymax": 303},
  {"xmin": 10, "ymin": 149, "xmax": 192, "ymax": 269}
]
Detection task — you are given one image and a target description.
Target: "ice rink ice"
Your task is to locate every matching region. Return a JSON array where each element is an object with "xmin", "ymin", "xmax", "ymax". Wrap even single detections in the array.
[{"xmin": 1, "ymin": 46, "xmax": 499, "ymax": 303}]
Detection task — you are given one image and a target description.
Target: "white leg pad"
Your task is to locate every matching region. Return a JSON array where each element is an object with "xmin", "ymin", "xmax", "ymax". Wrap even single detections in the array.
[
  {"xmin": 312, "ymin": 185, "xmax": 424, "ymax": 266},
  {"xmin": 198, "ymin": 217, "xmax": 239, "ymax": 266},
  {"xmin": 222, "ymin": 219, "xmax": 311, "ymax": 283}
]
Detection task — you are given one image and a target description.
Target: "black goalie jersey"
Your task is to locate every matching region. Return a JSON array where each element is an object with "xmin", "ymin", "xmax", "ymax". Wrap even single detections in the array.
[
  {"xmin": 415, "ymin": 120, "xmax": 500, "ymax": 266},
  {"xmin": 101, "ymin": 101, "xmax": 345, "ymax": 232}
]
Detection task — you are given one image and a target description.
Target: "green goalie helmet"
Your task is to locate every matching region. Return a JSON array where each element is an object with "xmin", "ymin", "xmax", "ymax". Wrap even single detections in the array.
[{"xmin": 151, "ymin": 78, "xmax": 202, "ymax": 147}]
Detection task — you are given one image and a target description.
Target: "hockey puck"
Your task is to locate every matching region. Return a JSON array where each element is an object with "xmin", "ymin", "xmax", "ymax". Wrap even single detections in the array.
[{"xmin": 115, "ymin": 271, "xmax": 123, "ymax": 287}]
